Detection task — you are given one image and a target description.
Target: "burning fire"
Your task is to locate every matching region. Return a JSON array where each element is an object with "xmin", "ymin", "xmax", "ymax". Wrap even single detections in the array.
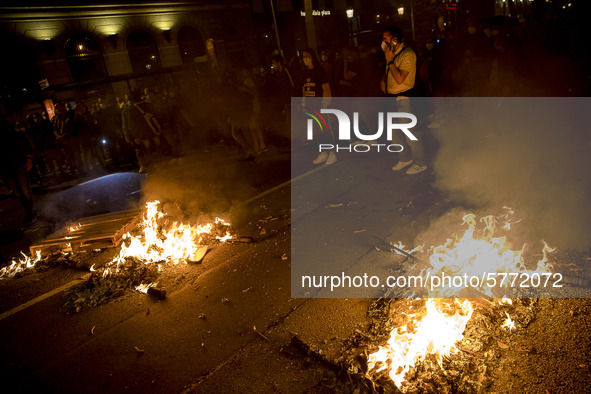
[
  {"xmin": 135, "ymin": 283, "xmax": 157, "ymax": 293},
  {"xmin": 1, "ymin": 201, "xmax": 232, "ymax": 281},
  {"xmin": 0, "ymin": 250, "xmax": 42, "ymax": 279},
  {"xmin": 103, "ymin": 201, "xmax": 232, "ymax": 277},
  {"xmin": 501, "ymin": 312, "xmax": 516, "ymax": 332},
  {"xmin": 368, "ymin": 209, "xmax": 556, "ymax": 390},
  {"xmin": 423, "ymin": 211, "xmax": 554, "ymax": 298},
  {"xmin": 368, "ymin": 298, "xmax": 473, "ymax": 388}
]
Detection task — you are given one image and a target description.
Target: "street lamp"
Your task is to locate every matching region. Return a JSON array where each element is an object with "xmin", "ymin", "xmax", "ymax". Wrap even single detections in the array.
[
  {"xmin": 397, "ymin": 7, "xmax": 404, "ymax": 16},
  {"xmin": 269, "ymin": 0, "xmax": 283, "ymax": 57},
  {"xmin": 346, "ymin": 9, "xmax": 354, "ymax": 19}
]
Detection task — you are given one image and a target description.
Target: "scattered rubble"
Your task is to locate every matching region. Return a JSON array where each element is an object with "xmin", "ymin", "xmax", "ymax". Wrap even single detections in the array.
[{"xmin": 322, "ymin": 297, "xmax": 541, "ymax": 393}]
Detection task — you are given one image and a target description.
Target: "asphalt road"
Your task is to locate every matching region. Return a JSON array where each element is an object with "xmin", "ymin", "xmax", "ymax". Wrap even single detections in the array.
[
  {"xmin": 1, "ymin": 128, "xmax": 590, "ymax": 393},
  {"xmin": 0, "ymin": 144, "xmax": 436, "ymax": 393},
  {"xmin": 0, "ymin": 146, "xmax": 297, "ymax": 392}
]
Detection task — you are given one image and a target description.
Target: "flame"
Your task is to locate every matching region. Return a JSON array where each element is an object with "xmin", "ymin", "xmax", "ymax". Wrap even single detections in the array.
[
  {"xmin": 536, "ymin": 241, "xmax": 556, "ymax": 271},
  {"xmin": 423, "ymin": 212, "xmax": 554, "ymax": 298},
  {"xmin": 216, "ymin": 232, "xmax": 232, "ymax": 242},
  {"xmin": 135, "ymin": 283, "xmax": 157, "ymax": 293},
  {"xmin": 367, "ymin": 299, "xmax": 473, "ymax": 388},
  {"xmin": 501, "ymin": 312, "xmax": 516, "ymax": 332},
  {"xmin": 0, "ymin": 250, "xmax": 42, "ymax": 279},
  {"xmin": 368, "ymin": 209, "xmax": 556, "ymax": 390},
  {"xmin": 1, "ymin": 201, "xmax": 233, "ymax": 291},
  {"xmin": 392, "ymin": 241, "xmax": 423, "ymax": 256},
  {"xmin": 103, "ymin": 201, "xmax": 232, "ymax": 277},
  {"xmin": 68, "ymin": 223, "xmax": 81, "ymax": 232}
]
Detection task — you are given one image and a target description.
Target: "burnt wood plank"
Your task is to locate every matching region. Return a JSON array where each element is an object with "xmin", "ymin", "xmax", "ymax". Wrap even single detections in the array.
[{"xmin": 30, "ymin": 209, "xmax": 142, "ymax": 256}]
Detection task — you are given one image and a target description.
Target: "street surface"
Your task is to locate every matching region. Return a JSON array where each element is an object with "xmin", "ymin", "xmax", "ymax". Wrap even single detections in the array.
[
  {"xmin": 1, "ymin": 139, "xmax": 590, "ymax": 393},
  {"xmin": 0, "ymin": 143, "xmax": 432, "ymax": 393}
]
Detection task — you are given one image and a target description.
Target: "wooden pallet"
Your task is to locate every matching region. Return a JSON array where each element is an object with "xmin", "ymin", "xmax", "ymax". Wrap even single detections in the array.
[{"xmin": 30, "ymin": 209, "xmax": 143, "ymax": 256}]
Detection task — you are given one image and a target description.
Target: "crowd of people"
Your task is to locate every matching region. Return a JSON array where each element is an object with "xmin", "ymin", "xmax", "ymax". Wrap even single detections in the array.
[{"xmin": 1, "ymin": 15, "xmax": 585, "ymax": 225}]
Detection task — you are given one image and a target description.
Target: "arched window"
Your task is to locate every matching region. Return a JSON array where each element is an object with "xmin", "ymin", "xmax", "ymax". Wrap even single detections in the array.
[
  {"xmin": 0, "ymin": 35, "xmax": 41, "ymax": 111},
  {"xmin": 126, "ymin": 30, "xmax": 161, "ymax": 74},
  {"xmin": 178, "ymin": 26, "xmax": 206, "ymax": 64},
  {"xmin": 64, "ymin": 34, "xmax": 107, "ymax": 82}
]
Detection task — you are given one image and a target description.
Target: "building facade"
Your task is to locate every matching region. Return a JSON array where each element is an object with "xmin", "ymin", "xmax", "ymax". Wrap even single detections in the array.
[{"xmin": 0, "ymin": 1, "xmax": 257, "ymax": 112}]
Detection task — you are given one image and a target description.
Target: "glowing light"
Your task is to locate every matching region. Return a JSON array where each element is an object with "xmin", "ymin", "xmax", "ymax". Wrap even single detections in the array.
[
  {"xmin": 101, "ymin": 201, "xmax": 232, "ymax": 279},
  {"xmin": 135, "ymin": 283, "xmax": 156, "ymax": 293},
  {"xmin": 26, "ymin": 28, "xmax": 59, "ymax": 41},
  {"xmin": 95, "ymin": 24, "xmax": 124, "ymax": 36},
  {"xmin": 422, "ymin": 212, "xmax": 555, "ymax": 298},
  {"xmin": 0, "ymin": 251, "xmax": 43, "ymax": 279},
  {"xmin": 150, "ymin": 16, "xmax": 177, "ymax": 31},
  {"xmin": 346, "ymin": 9, "xmax": 354, "ymax": 18},
  {"xmin": 502, "ymin": 312, "xmax": 516, "ymax": 332},
  {"xmin": 367, "ymin": 209, "xmax": 557, "ymax": 389},
  {"xmin": 368, "ymin": 299, "xmax": 473, "ymax": 389}
]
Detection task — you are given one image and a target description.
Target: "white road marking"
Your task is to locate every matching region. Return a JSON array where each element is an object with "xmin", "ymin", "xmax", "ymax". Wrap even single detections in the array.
[
  {"xmin": 240, "ymin": 165, "xmax": 327, "ymax": 206},
  {"xmin": 0, "ymin": 274, "xmax": 91, "ymax": 321},
  {"xmin": 0, "ymin": 164, "xmax": 326, "ymax": 321}
]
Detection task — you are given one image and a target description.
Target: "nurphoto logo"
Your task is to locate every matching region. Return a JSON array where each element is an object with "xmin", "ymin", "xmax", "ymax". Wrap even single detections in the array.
[{"xmin": 304, "ymin": 107, "xmax": 418, "ymax": 153}]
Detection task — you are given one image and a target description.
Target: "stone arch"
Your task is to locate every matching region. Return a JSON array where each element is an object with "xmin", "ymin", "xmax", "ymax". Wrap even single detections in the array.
[
  {"xmin": 64, "ymin": 33, "xmax": 108, "ymax": 82},
  {"xmin": 177, "ymin": 25, "xmax": 206, "ymax": 64},
  {"xmin": 126, "ymin": 29, "xmax": 161, "ymax": 74},
  {"xmin": 0, "ymin": 34, "xmax": 42, "ymax": 112}
]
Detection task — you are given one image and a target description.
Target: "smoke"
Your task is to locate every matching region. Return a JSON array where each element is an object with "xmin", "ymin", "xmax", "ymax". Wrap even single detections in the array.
[
  {"xmin": 36, "ymin": 173, "xmax": 145, "ymax": 225},
  {"xmin": 430, "ymin": 98, "xmax": 591, "ymax": 251},
  {"xmin": 141, "ymin": 154, "xmax": 254, "ymax": 226}
]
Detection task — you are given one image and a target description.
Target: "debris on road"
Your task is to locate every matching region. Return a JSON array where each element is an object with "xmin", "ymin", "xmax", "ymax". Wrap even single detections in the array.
[
  {"xmin": 29, "ymin": 209, "xmax": 141, "ymax": 257},
  {"xmin": 189, "ymin": 246, "xmax": 208, "ymax": 263},
  {"xmin": 228, "ymin": 237, "xmax": 254, "ymax": 244},
  {"xmin": 290, "ymin": 333, "xmax": 341, "ymax": 372},
  {"xmin": 147, "ymin": 286, "xmax": 167, "ymax": 300},
  {"xmin": 253, "ymin": 326, "xmax": 269, "ymax": 341}
]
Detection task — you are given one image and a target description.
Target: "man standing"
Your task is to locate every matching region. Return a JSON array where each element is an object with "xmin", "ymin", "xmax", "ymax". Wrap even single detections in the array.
[
  {"xmin": 121, "ymin": 91, "xmax": 161, "ymax": 172},
  {"xmin": 301, "ymin": 48, "xmax": 336, "ymax": 165},
  {"xmin": 0, "ymin": 118, "xmax": 36, "ymax": 225},
  {"xmin": 381, "ymin": 26, "xmax": 428, "ymax": 175},
  {"xmin": 271, "ymin": 55, "xmax": 296, "ymax": 136}
]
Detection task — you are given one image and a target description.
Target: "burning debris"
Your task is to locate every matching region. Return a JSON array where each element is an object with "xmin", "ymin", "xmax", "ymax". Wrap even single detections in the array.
[
  {"xmin": 354, "ymin": 209, "xmax": 572, "ymax": 392},
  {"xmin": 62, "ymin": 257, "xmax": 160, "ymax": 314},
  {"xmin": 0, "ymin": 250, "xmax": 85, "ymax": 280},
  {"xmin": 0, "ymin": 251, "xmax": 43, "ymax": 279},
  {"xmin": 367, "ymin": 298, "xmax": 474, "ymax": 389},
  {"xmin": 330, "ymin": 297, "xmax": 539, "ymax": 393},
  {"xmin": 390, "ymin": 209, "xmax": 558, "ymax": 299},
  {"xmin": 60, "ymin": 200, "xmax": 234, "ymax": 312},
  {"xmin": 103, "ymin": 200, "xmax": 231, "ymax": 270},
  {"xmin": 0, "ymin": 200, "xmax": 235, "ymax": 313}
]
